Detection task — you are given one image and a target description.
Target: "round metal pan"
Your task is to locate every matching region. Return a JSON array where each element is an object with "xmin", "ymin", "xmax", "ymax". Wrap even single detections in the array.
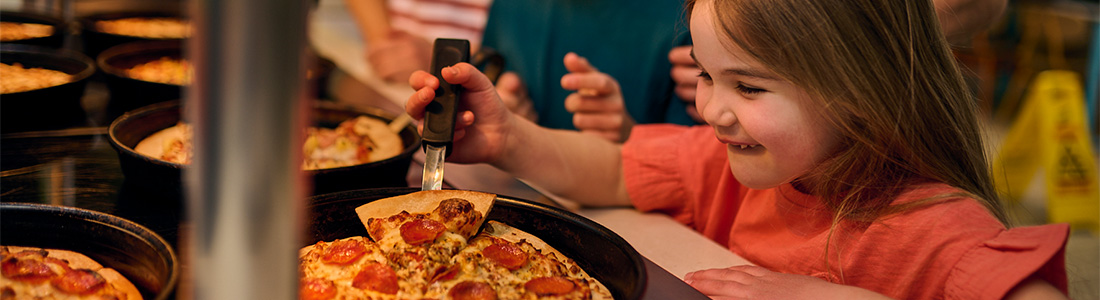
[
  {"xmin": 108, "ymin": 100, "xmax": 421, "ymax": 196},
  {"xmin": 80, "ymin": 11, "xmax": 187, "ymax": 58},
  {"xmin": 306, "ymin": 187, "xmax": 647, "ymax": 299},
  {"xmin": 0, "ymin": 44, "xmax": 95, "ymax": 132},
  {"xmin": 0, "ymin": 203, "xmax": 180, "ymax": 300}
]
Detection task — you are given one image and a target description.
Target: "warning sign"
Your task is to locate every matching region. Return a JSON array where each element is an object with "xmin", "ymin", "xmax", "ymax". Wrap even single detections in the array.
[{"xmin": 993, "ymin": 70, "xmax": 1099, "ymax": 232}]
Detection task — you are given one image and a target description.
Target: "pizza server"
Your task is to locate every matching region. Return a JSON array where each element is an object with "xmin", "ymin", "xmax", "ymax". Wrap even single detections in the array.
[{"xmin": 421, "ymin": 38, "xmax": 470, "ymax": 191}]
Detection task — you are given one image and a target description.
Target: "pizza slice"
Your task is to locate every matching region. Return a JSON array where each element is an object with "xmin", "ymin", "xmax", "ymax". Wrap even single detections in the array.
[
  {"xmin": 425, "ymin": 221, "xmax": 613, "ymax": 300},
  {"xmin": 354, "ymin": 190, "xmax": 496, "ymax": 296},
  {"xmin": 0, "ymin": 245, "xmax": 143, "ymax": 300}
]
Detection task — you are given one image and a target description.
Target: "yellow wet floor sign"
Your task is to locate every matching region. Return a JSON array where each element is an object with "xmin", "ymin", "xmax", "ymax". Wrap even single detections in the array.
[{"xmin": 993, "ymin": 70, "xmax": 1098, "ymax": 232}]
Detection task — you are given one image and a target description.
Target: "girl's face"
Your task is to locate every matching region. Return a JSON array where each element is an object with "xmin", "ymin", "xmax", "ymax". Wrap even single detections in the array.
[{"xmin": 690, "ymin": 0, "xmax": 842, "ymax": 190}]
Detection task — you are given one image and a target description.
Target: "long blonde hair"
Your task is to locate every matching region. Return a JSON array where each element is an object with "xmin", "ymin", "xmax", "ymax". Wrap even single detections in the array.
[{"xmin": 689, "ymin": 0, "xmax": 1009, "ymax": 225}]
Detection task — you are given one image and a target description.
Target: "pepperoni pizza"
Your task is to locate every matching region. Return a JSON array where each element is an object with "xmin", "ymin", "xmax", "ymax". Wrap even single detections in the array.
[
  {"xmin": 298, "ymin": 190, "xmax": 612, "ymax": 300},
  {"xmin": 0, "ymin": 246, "xmax": 143, "ymax": 300}
]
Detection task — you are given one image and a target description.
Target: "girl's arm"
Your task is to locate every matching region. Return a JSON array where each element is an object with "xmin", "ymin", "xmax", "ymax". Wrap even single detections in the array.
[{"xmin": 407, "ymin": 64, "xmax": 631, "ymax": 207}]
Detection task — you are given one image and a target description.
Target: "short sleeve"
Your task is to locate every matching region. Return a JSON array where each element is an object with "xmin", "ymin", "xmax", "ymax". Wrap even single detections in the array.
[
  {"xmin": 944, "ymin": 223, "xmax": 1070, "ymax": 300},
  {"xmin": 622, "ymin": 124, "xmax": 694, "ymax": 220},
  {"xmin": 623, "ymin": 124, "xmax": 726, "ymax": 225}
]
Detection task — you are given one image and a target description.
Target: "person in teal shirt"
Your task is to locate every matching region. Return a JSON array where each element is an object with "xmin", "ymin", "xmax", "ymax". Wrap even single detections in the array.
[{"xmin": 479, "ymin": 0, "xmax": 698, "ymax": 140}]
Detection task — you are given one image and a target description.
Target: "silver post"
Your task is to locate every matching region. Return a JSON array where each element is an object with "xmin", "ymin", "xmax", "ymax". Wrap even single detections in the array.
[{"xmin": 183, "ymin": 0, "xmax": 309, "ymax": 298}]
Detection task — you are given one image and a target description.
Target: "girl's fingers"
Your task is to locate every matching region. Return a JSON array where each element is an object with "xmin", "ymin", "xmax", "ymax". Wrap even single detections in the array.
[
  {"xmin": 408, "ymin": 70, "xmax": 437, "ymax": 90},
  {"xmin": 685, "ymin": 268, "xmax": 756, "ymax": 283},
  {"xmin": 440, "ymin": 63, "xmax": 497, "ymax": 96},
  {"xmin": 405, "ymin": 87, "xmax": 435, "ymax": 119},
  {"xmin": 686, "ymin": 277, "xmax": 749, "ymax": 298},
  {"xmin": 725, "ymin": 265, "xmax": 770, "ymax": 276},
  {"xmin": 684, "ymin": 268, "xmax": 758, "ymax": 299}
]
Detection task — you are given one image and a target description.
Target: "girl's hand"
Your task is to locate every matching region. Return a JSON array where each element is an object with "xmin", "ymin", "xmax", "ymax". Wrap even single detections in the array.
[
  {"xmin": 406, "ymin": 63, "xmax": 518, "ymax": 164},
  {"xmin": 560, "ymin": 52, "xmax": 636, "ymax": 143},
  {"xmin": 685, "ymin": 265, "xmax": 892, "ymax": 300}
]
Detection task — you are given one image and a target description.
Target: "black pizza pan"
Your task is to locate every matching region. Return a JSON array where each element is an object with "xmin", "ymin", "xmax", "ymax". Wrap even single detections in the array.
[
  {"xmin": 0, "ymin": 203, "xmax": 180, "ymax": 300},
  {"xmin": 306, "ymin": 187, "xmax": 648, "ymax": 300},
  {"xmin": 108, "ymin": 100, "xmax": 421, "ymax": 196},
  {"xmin": 0, "ymin": 44, "xmax": 95, "ymax": 132}
]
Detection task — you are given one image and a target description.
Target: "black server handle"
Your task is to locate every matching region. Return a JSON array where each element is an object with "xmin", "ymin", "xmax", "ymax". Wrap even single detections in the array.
[{"xmin": 422, "ymin": 38, "xmax": 471, "ymax": 156}]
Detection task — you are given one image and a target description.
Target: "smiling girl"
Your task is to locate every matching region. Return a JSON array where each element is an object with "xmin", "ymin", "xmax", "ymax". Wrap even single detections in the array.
[{"xmin": 403, "ymin": 0, "xmax": 1070, "ymax": 298}]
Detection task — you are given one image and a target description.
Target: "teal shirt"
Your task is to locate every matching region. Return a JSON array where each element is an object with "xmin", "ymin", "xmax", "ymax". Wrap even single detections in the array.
[{"xmin": 480, "ymin": 0, "xmax": 697, "ymax": 130}]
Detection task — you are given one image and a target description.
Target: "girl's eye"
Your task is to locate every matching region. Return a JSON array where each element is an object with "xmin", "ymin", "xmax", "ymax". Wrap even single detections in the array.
[
  {"xmin": 735, "ymin": 83, "xmax": 766, "ymax": 95},
  {"xmin": 697, "ymin": 70, "xmax": 712, "ymax": 81}
]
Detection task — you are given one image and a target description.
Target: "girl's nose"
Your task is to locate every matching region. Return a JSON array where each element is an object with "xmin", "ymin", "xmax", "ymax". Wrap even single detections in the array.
[{"xmin": 699, "ymin": 97, "xmax": 737, "ymax": 127}]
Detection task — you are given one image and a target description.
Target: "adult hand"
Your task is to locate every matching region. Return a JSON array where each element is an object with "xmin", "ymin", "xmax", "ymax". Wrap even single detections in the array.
[
  {"xmin": 406, "ymin": 63, "xmax": 517, "ymax": 164},
  {"xmin": 560, "ymin": 52, "xmax": 635, "ymax": 143},
  {"xmin": 495, "ymin": 71, "xmax": 538, "ymax": 122},
  {"xmin": 685, "ymin": 265, "xmax": 892, "ymax": 300},
  {"xmin": 368, "ymin": 30, "xmax": 432, "ymax": 83},
  {"xmin": 668, "ymin": 45, "xmax": 704, "ymax": 123}
]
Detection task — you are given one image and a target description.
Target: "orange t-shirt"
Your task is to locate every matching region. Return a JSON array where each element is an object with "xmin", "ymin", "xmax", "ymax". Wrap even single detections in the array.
[{"xmin": 622, "ymin": 124, "xmax": 1069, "ymax": 299}]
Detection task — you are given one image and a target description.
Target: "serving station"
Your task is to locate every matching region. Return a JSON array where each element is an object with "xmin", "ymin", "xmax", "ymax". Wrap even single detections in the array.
[{"xmin": 1, "ymin": 1, "xmax": 748, "ymax": 299}]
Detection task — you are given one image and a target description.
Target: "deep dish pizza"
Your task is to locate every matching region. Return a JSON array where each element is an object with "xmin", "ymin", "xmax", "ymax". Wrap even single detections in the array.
[
  {"xmin": 298, "ymin": 190, "xmax": 613, "ymax": 300},
  {"xmin": 94, "ymin": 17, "xmax": 191, "ymax": 39},
  {"xmin": 0, "ymin": 22, "xmax": 54, "ymax": 41},
  {"xmin": 133, "ymin": 115, "xmax": 402, "ymax": 170},
  {"xmin": 0, "ymin": 246, "xmax": 143, "ymax": 300},
  {"xmin": 0, "ymin": 62, "xmax": 73, "ymax": 94},
  {"xmin": 126, "ymin": 57, "xmax": 191, "ymax": 85}
]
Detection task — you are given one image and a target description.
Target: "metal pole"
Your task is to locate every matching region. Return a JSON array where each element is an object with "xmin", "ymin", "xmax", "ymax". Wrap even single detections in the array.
[{"xmin": 183, "ymin": 0, "xmax": 309, "ymax": 298}]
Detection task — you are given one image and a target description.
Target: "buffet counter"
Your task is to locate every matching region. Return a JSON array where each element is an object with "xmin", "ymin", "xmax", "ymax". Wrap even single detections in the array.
[{"xmin": 0, "ymin": 125, "xmax": 746, "ymax": 299}]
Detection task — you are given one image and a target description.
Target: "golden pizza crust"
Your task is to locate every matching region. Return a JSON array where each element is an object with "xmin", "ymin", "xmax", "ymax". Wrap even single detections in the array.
[
  {"xmin": 354, "ymin": 190, "xmax": 496, "ymax": 237},
  {"xmin": 2, "ymin": 245, "xmax": 144, "ymax": 300}
]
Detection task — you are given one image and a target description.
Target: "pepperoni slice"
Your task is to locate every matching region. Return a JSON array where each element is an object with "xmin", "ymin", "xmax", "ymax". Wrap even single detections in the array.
[
  {"xmin": 429, "ymin": 265, "xmax": 459, "ymax": 284},
  {"xmin": 351, "ymin": 263, "xmax": 399, "ymax": 294},
  {"xmin": 448, "ymin": 281, "xmax": 497, "ymax": 300},
  {"xmin": 482, "ymin": 242, "xmax": 527, "ymax": 270},
  {"xmin": 299, "ymin": 277, "xmax": 336, "ymax": 300},
  {"xmin": 51, "ymin": 269, "xmax": 106, "ymax": 295},
  {"xmin": 1, "ymin": 257, "xmax": 57, "ymax": 284},
  {"xmin": 400, "ymin": 219, "xmax": 446, "ymax": 245},
  {"xmin": 524, "ymin": 277, "xmax": 576, "ymax": 296},
  {"xmin": 321, "ymin": 239, "xmax": 368, "ymax": 265}
]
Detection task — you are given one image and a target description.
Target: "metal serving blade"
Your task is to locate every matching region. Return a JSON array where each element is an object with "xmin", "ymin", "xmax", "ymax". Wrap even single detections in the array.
[{"xmin": 421, "ymin": 144, "xmax": 446, "ymax": 191}]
